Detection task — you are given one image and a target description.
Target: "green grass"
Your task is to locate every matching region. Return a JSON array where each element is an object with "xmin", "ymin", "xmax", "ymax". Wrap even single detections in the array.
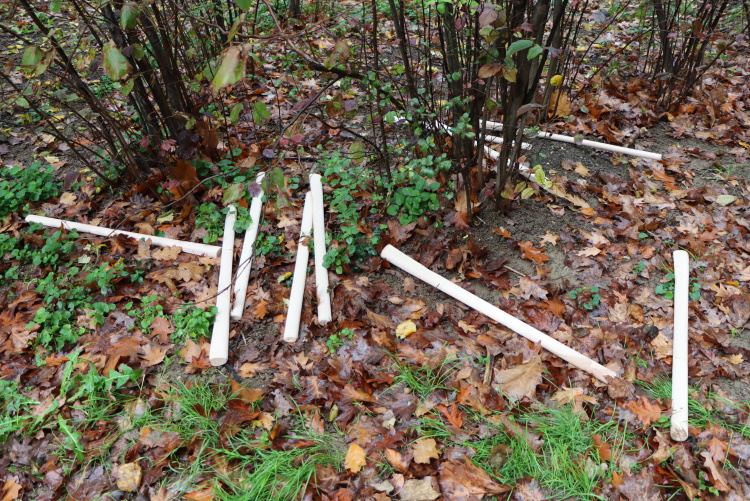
[
  {"xmin": 471, "ymin": 404, "xmax": 633, "ymax": 499},
  {"xmin": 640, "ymin": 375, "xmax": 750, "ymax": 437},
  {"xmin": 391, "ymin": 355, "xmax": 457, "ymax": 400}
]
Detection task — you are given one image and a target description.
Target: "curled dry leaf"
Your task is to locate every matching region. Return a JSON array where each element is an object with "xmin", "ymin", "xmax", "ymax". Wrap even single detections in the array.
[{"xmin": 344, "ymin": 443, "xmax": 366, "ymax": 473}]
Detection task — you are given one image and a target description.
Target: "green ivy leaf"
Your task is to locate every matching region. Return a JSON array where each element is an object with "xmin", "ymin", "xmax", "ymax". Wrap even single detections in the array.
[
  {"xmin": 102, "ymin": 41, "xmax": 132, "ymax": 81},
  {"xmin": 21, "ymin": 46, "xmax": 42, "ymax": 73},
  {"xmin": 229, "ymin": 102, "xmax": 243, "ymax": 124},
  {"xmin": 527, "ymin": 44, "xmax": 544, "ymax": 60}
]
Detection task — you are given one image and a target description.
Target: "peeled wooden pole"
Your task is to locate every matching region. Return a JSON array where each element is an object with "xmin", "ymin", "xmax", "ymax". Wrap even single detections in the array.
[
  {"xmin": 483, "ymin": 120, "xmax": 662, "ymax": 161},
  {"xmin": 230, "ymin": 172, "xmax": 266, "ymax": 320},
  {"xmin": 671, "ymin": 250, "xmax": 690, "ymax": 441},
  {"xmin": 209, "ymin": 206, "xmax": 237, "ymax": 366},
  {"xmin": 25, "ymin": 214, "xmax": 220, "ymax": 257},
  {"xmin": 283, "ymin": 192, "xmax": 313, "ymax": 343},
  {"xmin": 381, "ymin": 245, "xmax": 617, "ymax": 383},
  {"xmin": 309, "ymin": 174, "xmax": 332, "ymax": 324}
]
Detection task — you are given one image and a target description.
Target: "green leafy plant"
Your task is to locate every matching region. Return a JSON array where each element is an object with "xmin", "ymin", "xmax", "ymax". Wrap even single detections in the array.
[
  {"xmin": 172, "ymin": 305, "xmax": 217, "ymax": 343},
  {"xmin": 654, "ymin": 273, "xmax": 701, "ymax": 301},
  {"xmin": 569, "ymin": 286, "xmax": 601, "ymax": 310},
  {"xmin": 326, "ymin": 328, "xmax": 355, "ymax": 353},
  {"xmin": 0, "ymin": 162, "xmax": 60, "ymax": 218}
]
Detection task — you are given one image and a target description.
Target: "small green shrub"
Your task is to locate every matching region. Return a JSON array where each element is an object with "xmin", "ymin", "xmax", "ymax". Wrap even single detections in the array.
[
  {"xmin": 569, "ymin": 286, "xmax": 601, "ymax": 310},
  {"xmin": 654, "ymin": 272, "xmax": 701, "ymax": 301},
  {"xmin": 172, "ymin": 305, "xmax": 216, "ymax": 343}
]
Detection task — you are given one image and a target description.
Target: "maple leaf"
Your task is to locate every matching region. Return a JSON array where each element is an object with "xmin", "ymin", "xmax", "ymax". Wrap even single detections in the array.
[
  {"xmin": 140, "ymin": 343, "xmax": 170, "ymax": 367},
  {"xmin": 493, "ymin": 357, "xmax": 544, "ymax": 401},
  {"xmin": 518, "ymin": 241, "xmax": 549, "ymax": 264},
  {"xmin": 344, "ymin": 443, "xmax": 366, "ymax": 473},
  {"xmin": 254, "ymin": 300, "xmax": 268, "ymax": 319},
  {"xmin": 626, "ymin": 396, "xmax": 662, "ymax": 428},
  {"xmin": 413, "ymin": 438, "xmax": 441, "ymax": 464}
]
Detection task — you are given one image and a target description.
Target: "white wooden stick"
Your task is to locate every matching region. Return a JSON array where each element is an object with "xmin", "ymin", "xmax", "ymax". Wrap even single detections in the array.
[
  {"xmin": 209, "ymin": 206, "xmax": 237, "ymax": 366},
  {"xmin": 25, "ymin": 214, "xmax": 220, "ymax": 257},
  {"xmin": 309, "ymin": 174, "xmax": 332, "ymax": 324},
  {"xmin": 284, "ymin": 192, "xmax": 313, "ymax": 343},
  {"xmin": 483, "ymin": 134, "xmax": 531, "ymax": 151},
  {"xmin": 230, "ymin": 172, "xmax": 266, "ymax": 320},
  {"xmin": 380, "ymin": 245, "xmax": 617, "ymax": 383},
  {"xmin": 671, "ymin": 250, "xmax": 690, "ymax": 441},
  {"xmin": 483, "ymin": 120, "xmax": 662, "ymax": 161}
]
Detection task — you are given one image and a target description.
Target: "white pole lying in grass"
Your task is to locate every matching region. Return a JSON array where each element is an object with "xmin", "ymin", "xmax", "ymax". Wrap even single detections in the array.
[
  {"xmin": 380, "ymin": 245, "xmax": 617, "ymax": 383},
  {"xmin": 309, "ymin": 174, "xmax": 332, "ymax": 324},
  {"xmin": 209, "ymin": 206, "xmax": 237, "ymax": 366},
  {"xmin": 483, "ymin": 134, "xmax": 531, "ymax": 151},
  {"xmin": 671, "ymin": 250, "xmax": 690, "ymax": 441},
  {"xmin": 230, "ymin": 172, "xmax": 266, "ymax": 321},
  {"xmin": 25, "ymin": 214, "xmax": 221, "ymax": 258},
  {"xmin": 483, "ymin": 120, "xmax": 662, "ymax": 161},
  {"xmin": 284, "ymin": 192, "xmax": 313, "ymax": 343}
]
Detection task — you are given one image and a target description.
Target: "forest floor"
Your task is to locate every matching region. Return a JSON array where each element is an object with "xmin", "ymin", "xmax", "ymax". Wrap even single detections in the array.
[{"xmin": 1, "ymin": 2, "xmax": 750, "ymax": 501}]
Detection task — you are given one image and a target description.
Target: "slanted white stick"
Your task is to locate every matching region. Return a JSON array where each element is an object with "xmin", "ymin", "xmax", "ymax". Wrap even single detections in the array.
[
  {"xmin": 381, "ymin": 245, "xmax": 617, "ymax": 383},
  {"xmin": 284, "ymin": 192, "xmax": 313, "ymax": 343},
  {"xmin": 671, "ymin": 250, "xmax": 690, "ymax": 441},
  {"xmin": 25, "ymin": 214, "xmax": 220, "ymax": 257},
  {"xmin": 230, "ymin": 172, "xmax": 266, "ymax": 320},
  {"xmin": 483, "ymin": 120, "xmax": 662, "ymax": 161},
  {"xmin": 209, "ymin": 206, "xmax": 237, "ymax": 366},
  {"xmin": 309, "ymin": 174, "xmax": 332, "ymax": 324}
]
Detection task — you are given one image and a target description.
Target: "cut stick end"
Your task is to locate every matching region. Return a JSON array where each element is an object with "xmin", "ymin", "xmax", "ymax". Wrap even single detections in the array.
[
  {"xmin": 283, "ymin": 335, "xmax": 298, "ymax": 343},
  {"xmin": 210, "ymin": 357, "xmax": 228, "ymax": 366},
  {"xmin": 670, "ymin": 424, "xmax": 689, "ymax": 442}
]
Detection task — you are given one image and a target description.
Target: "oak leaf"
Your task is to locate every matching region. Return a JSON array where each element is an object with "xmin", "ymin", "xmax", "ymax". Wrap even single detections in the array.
[
  {"xmin": 344, "ymin": 443, "xmax": 366, "ymax": 473},
  {"xmin": 626, "ymin": 396, "xmax": 662, "ymax": 427},
  {"xmin": 493, "ymin": 357, "xmax": 544, "ymax": 401},
  {"xmin": 518, "ymin": 241, "xmax": 549, "ymax": 264},
  {"xmin": 1, "ymin": 477, "xmax": 22, "ymax": 501}
]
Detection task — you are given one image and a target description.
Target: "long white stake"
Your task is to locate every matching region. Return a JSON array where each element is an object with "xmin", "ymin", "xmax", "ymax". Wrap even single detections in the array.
[
  {"xmin": 25, "ymin": 214, "xmax": 220, "ymax": 257},
  {"xmin": 209, "ymin": 206, "xmax": 237, "ymax": 366},
  {"xmin": 483, "ymin": 120, "xmax": 662, "ymax": 161},
  {"xmin": 381, "ymin": 245, "xmax": 617, "ymax": 383},
  {"xmin": 230, "ymin": 172, "xmax": 266, "ymax": 320},
  {"xmin": 309, "ymin": 174, "xmax": 332, "ymax": 324},
  {"xmin": 284, "ymin": 192, "xmax": 313, "ymax": 343},
  {"xmin": 671, "ymin": 250, "xmax": 690, "ymax": 441}
]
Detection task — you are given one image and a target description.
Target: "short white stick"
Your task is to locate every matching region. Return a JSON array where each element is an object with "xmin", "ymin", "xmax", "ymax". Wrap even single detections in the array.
[
  {"xmin": 483, "ymin": 120, "xmax": 662, "ymax": 161},
  {"xmin": 230, "ymin": 172, "xmax": 266, "ymax": 320},
  {"xmin": 284, "ymin": 192, "xmax": 314, "ymax": 343},
  {"xmin": 483, "ymin": 134, "xmax": 531, "ymax": 151},
  {"xmin": 380, "ymin": 245, "xmax": 617, "ymax": 383},
  {"xmin": 309, "ymin": 174, "xmax": 332, "ymax": 324},
  {"xmin": 209, "ymin": 206, "xmax": 237, "ymax": 366},
  {"xmin": 671, "ymin": 250, "xmax": 690, "ymax": 441},
  {"xmin": 25, "ymin": 214, "xmax": 220, "ymax": 257}
]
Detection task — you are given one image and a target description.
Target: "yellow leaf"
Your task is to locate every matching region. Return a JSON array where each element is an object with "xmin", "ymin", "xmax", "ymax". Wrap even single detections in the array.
[
  {"xmin": 116, "ymin": 462, "xmax": 142, "ymax": 492},
  {"xmin": 345, "ymin": 443, "xmax": 367, "ymax": 473},
  {"xmin": 550, "ymin": 74, "xmax": 563, "ymax": 86},
  {"xmin": 413, "ymin": 438, "xmax": 441, "ymax": 464},
  {"xmin": 395, "ymin": 320, "xmax": 417, "ymax": 339}
]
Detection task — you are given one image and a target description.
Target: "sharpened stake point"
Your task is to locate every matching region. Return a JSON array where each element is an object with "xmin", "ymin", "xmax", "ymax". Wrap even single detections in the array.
[
  {"xmin": 380, "ymin": 245, "xmax": 617, "ymax": 383},
  {"xmin": 209, "ymin": 206, "xmax": 237, "ymax": 366},
  {"xmin": 284, "ymin": 192, "xmax": 313, "ymax": 343},
  {"xmin": 671, "ymin": 250, "xmax": 690, "ymax": 441}
]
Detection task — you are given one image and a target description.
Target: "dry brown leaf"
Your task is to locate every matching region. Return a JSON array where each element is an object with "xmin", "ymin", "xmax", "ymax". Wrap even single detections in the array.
[
  {"xmin": 383, "ymin": 448, "xmax": 409, "ymax": 473},
  {"xmin": 700, "ymin": 450, "xmax": 731, "ymax": 491},
  {"xmin": 151, "ymin": 246, "xmax": 182, "ymax": 261},
  {"xmin": 517, "ymin": 276, "xmax": 548, "ymax": 300},
  {"xmin": 115, "ymin": 462, "xmax": 142, "ymax": 492},
  {"xmin": 344, "ymin": 443, "xmax": 367, "ymax": 473},
  {"xmin": 1, "ymin": 478, "xmax": 22, "ymax": 501},
  {"xmin": 493, "ymin": 357, "xmax": 544, "ymax": 401},
  {"xmin": 399, "ymin": 478, "xmax": 440, "ymax": 501},
  {"xmin": 650, "ymin": 333, "xmax": 673, "ymax": 360},
  {"xmin": 626, "ymin": 396, "xmax": 662, "ymax": 428},
  {"xmin": 438, "ymin": 457, "xmax": 510, "ymax": 500},
  {"xmin": 238, "ymin": 362, "xmax": 270, "ymax": 377},
  {"xmin": 518, "ymin": 241, "xmax": 550, "ymax": 264},
  {"xmin": 413, "ymin": 438, "xmax": 441, "ymax": 464},
  {"xmin": 576, "ymin": 247, "xmax": 601, "ymax": 257}
]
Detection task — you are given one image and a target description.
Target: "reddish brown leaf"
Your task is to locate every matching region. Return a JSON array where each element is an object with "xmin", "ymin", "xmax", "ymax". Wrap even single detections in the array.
[
  {"xmin": 518, "ymin": 241, "xmax": 549, "ymax": 264},
  {"xmin": 626, "ymin": 396, "xmax": 662, "ymax": 428}
]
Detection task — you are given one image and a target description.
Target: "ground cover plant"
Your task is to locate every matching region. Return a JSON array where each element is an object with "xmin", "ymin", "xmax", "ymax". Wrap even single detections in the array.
[{"xmin": 1, "ymin": 0, "xmax": 750, "ymax": 499}]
